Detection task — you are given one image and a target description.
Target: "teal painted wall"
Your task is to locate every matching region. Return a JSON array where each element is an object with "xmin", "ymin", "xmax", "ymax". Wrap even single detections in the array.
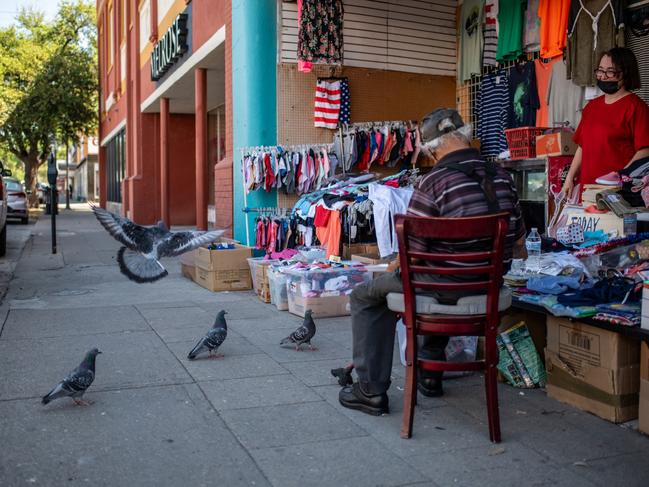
[{"xmin": 232, "ymin": 0, "xmax": 277, "ymax": 245}]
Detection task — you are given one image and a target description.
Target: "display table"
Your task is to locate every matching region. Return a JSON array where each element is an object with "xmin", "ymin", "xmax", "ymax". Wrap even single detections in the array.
[{"xmin": 512, "ymin": 297, "xmax": 649, "ymax": 342}]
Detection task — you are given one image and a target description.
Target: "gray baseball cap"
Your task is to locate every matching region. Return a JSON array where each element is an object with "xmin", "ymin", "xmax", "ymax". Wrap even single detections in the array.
[{"xmin": 420, "ymin": 108, "xmax": 465, "ymax": 144}]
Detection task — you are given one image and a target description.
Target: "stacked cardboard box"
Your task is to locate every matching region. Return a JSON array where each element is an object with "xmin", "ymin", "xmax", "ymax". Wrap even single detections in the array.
[
  {"xmin": 180, "ymin": 249, "xmax": 197, "ymax": 281},
  {"xmin": 545, "ymin": 316, "xmax": 640, "ymax": 423},
  {"xmin": 194, "ymin": 245, "xmax": 252, "ymax": 292},
  {"xmin": 254, "ymin": 262, "xmax": 272, "ymax": 303},
  {"xmin": 342, "ymin": 243, "xmax": 378, "ymax": 260},
  {"xmin": 640, "ymin": 341, "xmax": 649, "ymax": 435}
]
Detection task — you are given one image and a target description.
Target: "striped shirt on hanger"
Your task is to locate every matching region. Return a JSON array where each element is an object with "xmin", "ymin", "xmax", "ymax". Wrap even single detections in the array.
[{"xmin": 475, "ymin": 70, "xmax": 510, "ymax": 158}]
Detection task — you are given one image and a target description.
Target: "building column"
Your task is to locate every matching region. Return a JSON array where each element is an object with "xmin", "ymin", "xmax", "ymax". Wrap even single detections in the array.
[
  {"xmin": 195, "ymin": 67, "xmax": 208, "ymax": 230},
  {"xmin": 232, "ymin": 0, "xmax": 277, "ymax": 244},
  {"xmin": 160, "ymin": 97, "xmax": 170, "ymax": 225}
]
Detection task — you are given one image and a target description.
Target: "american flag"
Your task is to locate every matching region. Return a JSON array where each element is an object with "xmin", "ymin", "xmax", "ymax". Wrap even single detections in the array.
[{"xmin": 314, "ymin": 80, "xmax": 341, "ymax": 129}]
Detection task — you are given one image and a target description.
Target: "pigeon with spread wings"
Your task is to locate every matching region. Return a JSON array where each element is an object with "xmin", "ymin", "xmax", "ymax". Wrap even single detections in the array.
[{"xmin": 91, "ymin": 205, "xmax": 224, "ymax": 283}]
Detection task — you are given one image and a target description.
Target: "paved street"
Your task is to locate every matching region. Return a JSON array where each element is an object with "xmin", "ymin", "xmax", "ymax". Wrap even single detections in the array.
[{"xmin": 0, "ymin": 204, "xmax": 648, "ymax": 487}]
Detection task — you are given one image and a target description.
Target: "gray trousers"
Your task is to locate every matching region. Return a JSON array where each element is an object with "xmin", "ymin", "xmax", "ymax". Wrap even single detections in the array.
[{"xmin": 350, "ymin": 272, "xmax": 450, "ymax": 395}]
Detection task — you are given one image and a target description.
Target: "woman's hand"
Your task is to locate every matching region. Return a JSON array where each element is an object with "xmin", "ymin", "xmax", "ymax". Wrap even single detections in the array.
[{"xmin": 562, "ymin": 177, "xmax": 574, "ymax": 198}]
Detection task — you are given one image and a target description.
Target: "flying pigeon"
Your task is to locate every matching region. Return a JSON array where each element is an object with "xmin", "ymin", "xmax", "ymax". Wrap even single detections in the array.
[
  {"xmin": 280, "ymin": 309, "xmax": 317, "ymax": 351},
  {"xmin": 90, "ymin": 205, "xmax": 224, "ymax": 283},
  {"xmin": 42, "ymin": 348, "xmax": 102, "ymax": 406},
  {"xmin": 187, "ymin": 310, "xmax": 228, "ymax": 360}
]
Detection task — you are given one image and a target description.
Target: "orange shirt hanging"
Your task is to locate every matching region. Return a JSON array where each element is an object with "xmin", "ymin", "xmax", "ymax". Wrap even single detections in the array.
[{"xmin": 538, "ymin": 0, "xmax": 571, "ymax": 59}]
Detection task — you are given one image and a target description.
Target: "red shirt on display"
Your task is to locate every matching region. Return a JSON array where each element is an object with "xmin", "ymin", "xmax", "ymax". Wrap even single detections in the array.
[{"xmin": 574, "ymin": 93, "xmax": 649, "ymax": 186}]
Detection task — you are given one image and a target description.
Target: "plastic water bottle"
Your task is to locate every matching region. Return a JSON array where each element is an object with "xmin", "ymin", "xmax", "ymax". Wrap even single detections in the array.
[{"xmin": 525, "ymin": 228, "xmax": 542, "ymax": 273}]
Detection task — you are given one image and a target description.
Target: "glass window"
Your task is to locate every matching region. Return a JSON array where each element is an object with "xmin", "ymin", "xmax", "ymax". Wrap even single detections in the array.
[
  {"xmin": 106, "ymin": 128, "xmax": 126, "ymax": 203},
  {"xmin": 6, "ymin": 181, "xmax": 22, "ymax": 192}
]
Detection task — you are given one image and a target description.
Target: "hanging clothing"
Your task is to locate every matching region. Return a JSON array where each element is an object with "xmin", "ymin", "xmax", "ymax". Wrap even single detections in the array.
[
  {"xmin": 483, "ymin": 0, "xmax": 499, "ymax": 67},
  {"xmin": 547, "ymin": 60, "xmax": 585, "ymax": 128},
  {"xmin": 567, "ymin": 0, "xmax": 625, "ymax": 87},
  {"xmin": 315, "ymin": 79, "xmax": 342, "ymax": 129},
  {"xmin": 508, "ymin": 61, "xmax": 540, "ymax": 129},
  {"xmin": 458, "ymin": 0, "xmax": 484, "ymax": 81},
  {"xmin": 368, "ymin": 183, "xmax": 414, "ymax": 258},
  {"xmin": 476, "ymin": 70, "xmax": 510, "ymax": 157},
  {"xmin": 296, "ymin": 0, "xmax": 312, "ymax": 72},
  {"xmin": 315, "ymin": 210, "xmax": 342, "ymax": 258},
  {"xmin": 496, "ymin": 0, "xmax": 526, "ymax": 62},
  {"xmin": 523, "ymin": 0, "xmax": 541, "ymax": 53},
  {"xmin": 534, "ymin": 57, "xmax": 560, "ymax": 127},
  {"xmin": 574, "ymin": 93, "xmax": 649, "ymax": 186},
  {"xmin": 538, "ymin": 0, "xmax": 571, "ymax": 59},
  {"xmin": 297, "ymin": 0, "xmax": 344, "ymax": 65}
]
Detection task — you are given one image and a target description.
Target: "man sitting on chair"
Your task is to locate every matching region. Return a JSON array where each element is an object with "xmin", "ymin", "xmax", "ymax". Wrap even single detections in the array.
[{"xmin": 339, "ymin": 108, "xmax": 526, "ymax": 416}]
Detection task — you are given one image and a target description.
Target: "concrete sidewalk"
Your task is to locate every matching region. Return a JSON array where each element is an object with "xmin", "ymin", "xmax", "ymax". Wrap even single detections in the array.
[{"xmin": 0, "ymin": 204, "xmax": 648, "ymax": 486}]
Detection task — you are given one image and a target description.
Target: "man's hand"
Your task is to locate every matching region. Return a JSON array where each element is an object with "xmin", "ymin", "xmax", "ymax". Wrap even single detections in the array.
[{"xmin": 386, "ymin": 257, "xmax": 400, "ymax": 273}]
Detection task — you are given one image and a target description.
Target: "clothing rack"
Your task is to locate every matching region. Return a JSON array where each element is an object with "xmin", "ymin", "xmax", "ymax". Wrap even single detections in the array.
[
  {"xmin": 242, "ymin": 206, "xmax": 290, "ymax": 215},
  {"xmin": 340, "ymin": 120, "xmax": 418, "ymax": 131},
  {"xmin": 240, "ymin": 143, "xmax": 334, "ymax": 154},
  {"xmin": 240, "ymin": 143, "xmax": 335, "ymax": 246}
]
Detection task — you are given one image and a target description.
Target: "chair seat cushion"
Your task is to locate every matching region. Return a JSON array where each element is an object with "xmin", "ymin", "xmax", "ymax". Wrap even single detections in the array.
[{"xmin": 386, "ymin": 288, "xmax": 512, "ymax": 315}]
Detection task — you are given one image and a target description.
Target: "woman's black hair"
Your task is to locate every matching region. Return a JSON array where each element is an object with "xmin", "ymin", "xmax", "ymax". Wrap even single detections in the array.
[{"xmin": 602, "ymin": 47, "xmax": 641, "ymax": 91}]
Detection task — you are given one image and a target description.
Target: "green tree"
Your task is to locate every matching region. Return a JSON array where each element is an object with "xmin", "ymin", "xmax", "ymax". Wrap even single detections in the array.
[{"xmin": 0, "ymin": 1, "xmax": 97, "ymax": 206}]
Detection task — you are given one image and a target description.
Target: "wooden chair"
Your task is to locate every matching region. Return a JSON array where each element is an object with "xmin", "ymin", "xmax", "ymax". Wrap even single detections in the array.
[{"xmin": 389, "ymin": 213, "xmax": 511, "ymax": 442}]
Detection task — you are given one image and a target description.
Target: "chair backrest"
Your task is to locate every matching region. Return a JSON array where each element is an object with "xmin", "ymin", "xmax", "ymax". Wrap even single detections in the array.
[{"xmin": 394, "ymin": 213, "xmax": 510, "ymax": 319}]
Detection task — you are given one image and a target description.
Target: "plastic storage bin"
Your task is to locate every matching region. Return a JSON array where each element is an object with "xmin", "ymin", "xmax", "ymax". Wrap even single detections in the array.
[
  {"xmin": 247, "ymin": 257, "xmax": 279, "ymax": 292},
  {"xmin": 267, "ymin": 267, "xmax": 289, "ymax": 311},
  {"xmin": 284, "ymin": 266, "xmax": 370, "ymax": 318}
]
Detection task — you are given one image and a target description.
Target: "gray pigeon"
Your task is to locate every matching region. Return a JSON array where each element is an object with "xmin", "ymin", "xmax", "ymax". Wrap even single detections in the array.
[
  {"xmin": 187, "ymin": 310, "xmax": 228, "ymax": 360},
  {"xmin": 91, "ymin": 204, "xmax": 224, "ymax": 283},
  {"xmin": 42, "ymin": 348, "xmax": 102, "ymax": 406},
  {"xmin": 280, "ymin": 309, "xmax": 317, "ymax": 351}
]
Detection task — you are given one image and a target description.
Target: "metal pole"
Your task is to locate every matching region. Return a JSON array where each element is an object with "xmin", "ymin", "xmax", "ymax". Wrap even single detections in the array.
[
  {"xmin": 65, "ymin": 141, "xmax": 70, "ymax": 209},
  {"xmin": 51, "ymin": 187, "xmax": 57, "ymax": 254}
]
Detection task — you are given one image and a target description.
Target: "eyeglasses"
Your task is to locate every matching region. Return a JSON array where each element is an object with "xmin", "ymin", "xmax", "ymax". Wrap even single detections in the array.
[{"xmin": 594, "ymin": 68, "xmax": 620, "ymax": 79}]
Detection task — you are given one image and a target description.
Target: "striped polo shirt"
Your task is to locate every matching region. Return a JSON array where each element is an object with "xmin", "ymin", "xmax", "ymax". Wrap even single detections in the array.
[{"xmin": 407, "ymin": 148, "xmax": 526, "ymax": 271}]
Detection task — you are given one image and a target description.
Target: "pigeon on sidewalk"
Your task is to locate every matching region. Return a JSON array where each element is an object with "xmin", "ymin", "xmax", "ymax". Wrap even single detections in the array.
[
  {"xmin": 280, "ymin": 309, "xmax": 317, "ymax": 351},
  {"xmin": 42, "ymin": 348, "xmax": 102, "ymax": 406},
  {"xmin": 90, "ymin": 204, "xmax": 224, "ymax": 283},
  {"xmin": 187, "ymin": 310, "xmax": 228, "ymax": 360}
]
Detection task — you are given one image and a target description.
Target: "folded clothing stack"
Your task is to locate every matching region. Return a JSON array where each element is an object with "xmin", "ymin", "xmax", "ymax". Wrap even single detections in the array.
[{"xmin": 592, "ymin": 302, "xmax": 641, "ymax": 327}]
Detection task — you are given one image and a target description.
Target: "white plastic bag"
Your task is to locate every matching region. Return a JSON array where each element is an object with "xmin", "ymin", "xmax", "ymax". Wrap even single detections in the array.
[{"xmin": 396, "ymin": 319, "xmax": 478, "ymax": 375}]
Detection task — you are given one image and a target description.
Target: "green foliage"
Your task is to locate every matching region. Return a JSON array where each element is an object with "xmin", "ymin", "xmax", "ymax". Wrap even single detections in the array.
[{"xmin": 0, "ymin": 0, "xmax": 97, "ymax": 198}]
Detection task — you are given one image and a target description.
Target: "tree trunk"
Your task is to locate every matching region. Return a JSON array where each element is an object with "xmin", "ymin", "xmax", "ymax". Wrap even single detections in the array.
[{"xmin": 20, "ymin": 154, "xmax": 42, "ymax": 208}]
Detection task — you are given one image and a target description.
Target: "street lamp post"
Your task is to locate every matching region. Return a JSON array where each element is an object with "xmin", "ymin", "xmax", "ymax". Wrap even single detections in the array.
[
  {"xmin": 65, "ymin": 141, "xmax": 70, "ymax": 209},
  {"xmin": 47, "ymin": 150, "xmax": 59, "ymax": 254}
]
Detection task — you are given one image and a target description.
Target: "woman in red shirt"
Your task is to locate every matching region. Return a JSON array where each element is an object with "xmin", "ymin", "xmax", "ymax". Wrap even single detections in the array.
[{"xmin": 563, "ymin": 48, "xmax": 649, "ymax": 197}]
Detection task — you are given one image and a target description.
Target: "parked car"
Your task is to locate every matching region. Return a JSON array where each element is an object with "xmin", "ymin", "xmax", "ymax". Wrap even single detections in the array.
[
  {"xmin": 36, "ymin": 182, "xmax": 49, "ymax": 205},
  {"xmin": 4, "ymin": 177, "xmax": 29, "ymax": 224},
  {"xmin": 0, "ymin": 166, "xmax": 8, "ymax": 256}
]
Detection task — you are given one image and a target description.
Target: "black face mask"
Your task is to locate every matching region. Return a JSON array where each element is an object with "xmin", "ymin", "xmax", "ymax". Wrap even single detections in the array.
[{"xmin": 597, "ymin": 79, "xmax": 621, "ymax": 95}]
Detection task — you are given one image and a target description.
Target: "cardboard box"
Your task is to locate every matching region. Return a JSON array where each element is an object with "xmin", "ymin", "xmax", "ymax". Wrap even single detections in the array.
[
  {"xmin": 342, "ymin": 243, "xmax": 378, "ymax": 260},
  {"xmin": 561, "ymin": 205, "xmax": 624, "ymax": 237},
  {"xmin": 254, "ymin": 263, "xmax": 272, "ymax": 303},
  {"xmin": 181, "ymin": 263, "xmax": 196, "ymax": 281},
  {"xmin": 536, "ymin": 131, "xmax": 578, "ymax": 157},
  {"xmin": 194, "ymin": 267, "xmax": 252, "ymax": 292},
  {"xmin": 350, "ymin": 252, "xmax": 391, "ymax": 265},
  {"xmin": 639, "ymin": 378, "xmax": 649, "ymax": 435},
  {"xmin": 196, "ymin": 244, "xmax": 252, "ymax": 272},
  {"xmin": 180, "ymin": 249, "xmax": 197, "ymax": 267},
  {"xmin": 545, "ymin": 317, "xmax": 640, "ymax": 423},
  {"xmin": 640, "ymin": 342, "xmax": 649, "ymax": 435},
  {"xmin": 288, "ymin": 292, "xmax": 350, "ymax": 318}
]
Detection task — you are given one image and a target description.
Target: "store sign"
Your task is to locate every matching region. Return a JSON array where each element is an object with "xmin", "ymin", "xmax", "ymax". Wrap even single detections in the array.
[{"xmin": 150, "ymin": 13, "xmax": 188, "ymax": 81}]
